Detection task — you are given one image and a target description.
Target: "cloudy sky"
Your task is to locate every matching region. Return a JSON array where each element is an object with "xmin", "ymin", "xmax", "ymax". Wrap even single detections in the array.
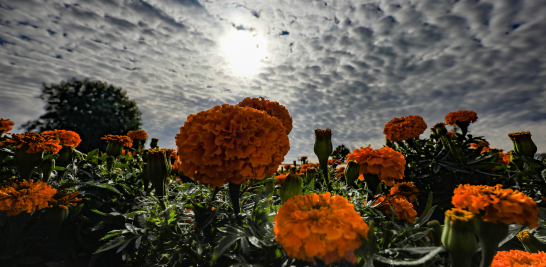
[{"xmin": 1, "ymin": 0, "xmax": 545, "ymax": 163}]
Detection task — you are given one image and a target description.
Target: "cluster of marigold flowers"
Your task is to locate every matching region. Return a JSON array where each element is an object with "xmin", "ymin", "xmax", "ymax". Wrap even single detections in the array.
[
  {"xmin": 452, "ymin": 184, "xmax": 539, "ymax": 228},
  {"xmin": 101, "ymin": 134, "xmax": 133, "ymax": 147},
  {"xmin": 0, "ymin": 132, "xmax": 62, "ymax": 154},
  {"xmin": 373, "ymin": 182, "xmax": 419, "ymax": 223}
]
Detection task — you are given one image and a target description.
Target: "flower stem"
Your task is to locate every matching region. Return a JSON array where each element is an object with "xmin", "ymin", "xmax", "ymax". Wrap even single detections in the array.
[{"xmin": 229, "ymin": 182, "xmax": 241, "ymax": 215}]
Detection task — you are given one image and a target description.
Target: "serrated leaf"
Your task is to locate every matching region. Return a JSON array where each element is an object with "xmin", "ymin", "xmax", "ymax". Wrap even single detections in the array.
[
  {"xmin": 511, "ymin": 169, "xmax": 539, "ymax": 178},
  {"xmin": 94, "ymin": 236, "xmax": 138, "ymax": 254},
  {"xmin": 86, "ymin": 149, "xmax": 99, "ymax": 161},
  {"xmin": 211, "ymin": 235, "xmax": 240, "ymax": 264}
]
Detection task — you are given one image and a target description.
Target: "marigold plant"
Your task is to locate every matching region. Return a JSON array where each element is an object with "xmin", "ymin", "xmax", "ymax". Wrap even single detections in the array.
[
  {"xmin": 346, "ymin": 145, "xmax": 406, "ymax": 186},
  {"xmin": 390, "ymin": 182, "xmax": 419, "ymax": 203},
  {"xmin": 383, "ymin": 115, "xmax": 427, "ymax": 142},
  {"xmin": 374, "ymin": 195, "xmax": 417, "ymax": 223},
  {"xmin": 492, "ymin": 250, "xmax": 546, "ymax": 267},
  {"xmin": 41, "ymin": 129, "xmax": 82, "ymax": 147},
  {"xmin": 0, "ymin": 132, "xmax": 62, "ymax": 154},
  {"xmin": 237, "ymin": 97, "xmax": 293, "ymax": 135},
  {"xmin": 0, "ymin": 118, "xmax": 14, "ymax": 135},
  {"xmin": 274, "ymin": 192, "xmax": 369, "ymax": 265},
  {"xmin": 101, "ymin": 134, "xmax": 133, "ymax": 147},
  {"xmin": 127, "ymin": 130, "xmax": 147, "ymax": 141},
  {"xmin": 0, "ymin": 180, "xmax": 57, "ymax": 216},
  {"xmin": 445, "ymin": 110, "xmax": 478, "ymax": 125},
  {"xmin": 48, "ymin": 189, "xmax": 81, "ymax": 209},
  {"xmin": 452, "ymin": 184, "xmax": 539, "ymax": 228},
  {"xmin": 175, "ymin": 104, "xmax": 290, "ymax": 187}
]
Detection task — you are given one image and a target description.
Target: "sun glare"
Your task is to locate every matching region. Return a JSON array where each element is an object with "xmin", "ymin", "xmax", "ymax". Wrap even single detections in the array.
[{"xmin": 221, "ymin": 30, "xmax": 267, "ymax": 76}]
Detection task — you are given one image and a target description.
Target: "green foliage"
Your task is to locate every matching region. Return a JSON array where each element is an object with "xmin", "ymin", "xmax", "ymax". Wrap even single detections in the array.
[{"xmin": 22, "ymin": 78, "xmax": 142, "ymax": 153}]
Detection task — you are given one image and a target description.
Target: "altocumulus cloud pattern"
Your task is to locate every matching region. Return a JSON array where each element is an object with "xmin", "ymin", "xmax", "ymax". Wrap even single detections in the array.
[{"xmin": 0, "ymin": 0, "xmax": 545, "ymax": 162}]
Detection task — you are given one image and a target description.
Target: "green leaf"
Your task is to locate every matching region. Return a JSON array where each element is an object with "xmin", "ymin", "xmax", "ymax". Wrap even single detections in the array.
[
  {"xmin": 86, "ymin": 149, "xmax": 99, "ymax": 161},
  {"xmin": 498, "ymin": 224, "xmax": 523, "ymax": 248},
  {"xmin": 211, "ymin": 235, "xmax": 240, "ymax": 264},
  {"xmin": 373, "ymin": 246, "xmax": 446, "ymax": 266},
  {"xmin": 413, "ymin": 192, "xmax": 434, "ymax": 227},
  {"xmin": 43, "ymin": 154, "xmax": 59, "ymax": 160},
  {"xmin": 54, "ymin": 166, "xmax": 66, "ymax": 171},
  {"xmin": 94, "ymin": 236, "xmax": 138, "ymax": 254},
  {"xmin": 511, "ymin": 169, "xmax": 539, "ymax": 178}
]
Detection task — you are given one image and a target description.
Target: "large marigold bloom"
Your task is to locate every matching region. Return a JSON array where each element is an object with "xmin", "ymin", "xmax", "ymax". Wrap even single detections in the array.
[
  {"xmin": 390, "ymin": 182, "xmax": 419, "ymax": 203},
  {"xmin": 175, "ymin": 104, "xmax": 290, "ymax": 187},
  {"xmin": 41, "ymin": 129, "xmax": 82, "ymax": 147},
  {"xmin": 48, "ymin": 189, "xmax": 81, "ymax": 209},
  {"xmin": 383, "ymin": 115, "xmax": 427, "ymax": 142},
  {"xmin": 274, "ymin": 192, "xmax": 369, "ymax": 265},
  {"xmin": 0, "ymin": 118, "xmax": 14, "ymax": 135},
  {"xmin": 237, "ymin": 97, "xmax": 293, "ymax": 135},
  {"xmin": 445, "ymin": 110, "xmax": 478, "ymax": 125},
  {"xmin": 452, "ymin": 184, "xmax": 539, "ymax": 228},
  {"xmin": 0, "ymin": 132, "xmax": 62, "ymax": 154},
  {"xmin": 0, "ymin": 180, "xmax": 57, "ymax": 216},
  {"xmin": 101, "ymin": 134, "xmax": 133, "ymax": 147},
  {"xmin": 346, "ymin": 145, "xmax": 406, "ymax": 186},
  {"xmin": 373, "ymin": 195, "xmax": 417, "ymax": 223},
  {"xmin": 492, "ymin": 250, "xmax": 546, "ymax": 267},
  {"xmin": 127, "ymin": 130, "xmax": 147, "ymax": 141}
]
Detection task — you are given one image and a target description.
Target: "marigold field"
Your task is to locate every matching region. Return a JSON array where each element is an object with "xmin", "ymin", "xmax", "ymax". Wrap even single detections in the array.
[{"xmin": 0, "ymin": 100, "xmax": 545, "ymax": 267}]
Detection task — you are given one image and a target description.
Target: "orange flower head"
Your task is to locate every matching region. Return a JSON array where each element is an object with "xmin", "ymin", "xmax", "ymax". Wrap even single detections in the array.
[
  {"xmin": 497, "ymin": 152, "xmax": 511, "ymax": 165},
  {"xmin": 41, "ymin": 129, "xmax": 82, "ymax": 147},
  {"xmin": 470, "ymin": 140, "xmax": 490, "ymax": 149},
  {"xmin": 127, "ymin": 130, "xmax": 147, "ymax": 141},
  {"xmin": 492, "ymin": 250, "xmax": 546, "ymax": 267},
  {"xmin": 0, "ymin": 118, "xmax": 15, "ymax": 135},
  {"xmin": 48, "ymin": 189, "xmax": 81, "ymax": 209},
  {"xmin": 101, "ymin": 134, "xmax": 133, "ymax": 147},
  {"xmin": 0, "ymin": 180, "xmax": 57, "ymax": 216},
  {"xmin": 373, "ymin": 195, "xmax": 417, "ymax": 223},
  {"xmin": 446, "ymin": 131, "xmax": 456, "ymax": 137},
  {"xmin": 383, "ymin": 115, "xmax": 427, "ymax": 142},
  {"xmin": 445, "ymin": 208, "xmax": 475, "ymax": 223},
  {"xmin": 274, "ymin": 192, "xmax": 369, "ymax": 265},
  {"xmin": 452, "ymin": 184, "xmax": 539, "ymax": 228},
  {"xmin": 300, "ymin": 156, "xmax": 307, "ymax": 161},
  {"xmin": 275, "ymin": 173, "xmax": 289, "ymax": 185},
  {"xmin": 445, "ymin": 110, "xmax": 478, "ymax": 125},
  {"xmin": 175, "ymin": 104, "xmax": 290, "ymax": 188},
  {"xmin": 508, "ymin": 131, "xmax": 531, "ymax": 141},
  {"xmin": 390, "ymin": 182, "xmax": 419, "ymax": 203},
  {"xmin": 299, "ymin": 163, "xmax": 319, "ymax": 175},
  {"xmin": 328, "ymin": 158, "xmax": 338, "ymax": 165},
  {"xmin": 0, "ymin": 132, "xmax": 62, "ymax": 154},
  {"xmin": 283, "ymin": 164, "xmax": 291, "ymax": 170},
  {"xmin": 237, "ymin": 97, "xmax": 293, "ymax": 135},
  {"xmin": 346, "ymin": 145, "xmax": 406, "ymax": 186}
]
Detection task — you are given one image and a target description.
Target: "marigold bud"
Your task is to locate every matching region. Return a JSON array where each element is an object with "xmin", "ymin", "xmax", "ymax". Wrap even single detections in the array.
[
  {"xmin": 143, "ymin": 149, "xmax": 172, "ymax": 198},
  {"xmin": 508, "ymin": 131, "xmax": 537, "ymax": 158},
  {"xmin": 305, "ymin": 167, "xmax": 318, "ymax": 184},
  {"xmin": 441, "ymin": 209, "xmax": 478, "ymax": 267},
  {"xmin": 56, "ymin": 145, "xmax": 74, "ymax": 168},
  {"xmin": 517, "ymin": 230, "xmax": 546, "ymax": 253},
  {"xmin": 279, "ymin": 173, "xmax": 302, "ymax": 204},
  {"xmin": 345, "ymin": 160, "xmax": 360, "ymax": 186},
  {"xmin": 150, "ymin": 138, "xmax": 159, "ymax": 149},
  {"xmin": 432, "ymin": 123, "xmax": 447, "ymax": 137},
  {"xmin": 13, "ymin": 143, "xmax": 43, "ymax": 180},
  {"xmin": 105, "ymin": 141, "xmax": 124, "ymax": 158},
  {"xmin": 40, "ymin": 158, "xmax": 55, "ymax": 183},
  {"xmin": 426, "ymin": 220, "xmax": 442, "ymax": 247},
  {"xmin": 314, "ymin": 129, "xmax": 333, "ymax": 165}
]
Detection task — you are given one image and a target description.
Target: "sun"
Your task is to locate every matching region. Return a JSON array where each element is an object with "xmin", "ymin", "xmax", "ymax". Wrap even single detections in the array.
[{"xmin": 221, "ymin": 30, "xmax": 267, "ymax": 76}]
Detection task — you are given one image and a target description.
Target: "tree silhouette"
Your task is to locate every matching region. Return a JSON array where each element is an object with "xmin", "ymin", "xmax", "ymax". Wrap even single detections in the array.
[
  {"xmin": 331, "ymin": 144, "xmax": 350, "ymax": 162},
  {"xmin": 22, "ymin": 78, "xmax": 142, "ymax": 152}
]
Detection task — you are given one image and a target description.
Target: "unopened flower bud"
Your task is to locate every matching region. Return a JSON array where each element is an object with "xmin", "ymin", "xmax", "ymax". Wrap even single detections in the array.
[
  {"xmin": 314, "ymin": 129, "xmax": 333, "ymax": 166},
  {"xmin": 305, "ymin": 167, "xmax": 318, "ymax": 184},
  {"xmin": 517, "ymin": 230, "xmax": 546, "ymax": 253},
  {"xmin": 143, "ymin": 149, "xmax": 172, "ymax": 198},
  {"xmin": 150, "ymin": 138, "xmax": 159, "ymax": 149},
  {"xmin": 56, "ymin": 145, "xmax": 74, "ymax": 167},
  {"xmin": 345, "ymin": 160, "xmax": 360, "ymax": 186},
  {"xmin": 508, "ymin": 131, "xmax": 537, "ymax": 158},
  {"xmin": 105, "ymin": 141, "xmax": 124, "ymax": 157},
  {"xmin": 441, "ymin": 209, "xmax": 478, "ymax": 267},
  {"xmin": 40, "ymin": 158, "xmax": 55, "ymax": 183},
  {"xmin": 280, "ymin": 173, "xmax": 302, "ymax": 204},
  {"xmin": 432, "ymin": 123, "xmax": 448, "ymax": 137}
]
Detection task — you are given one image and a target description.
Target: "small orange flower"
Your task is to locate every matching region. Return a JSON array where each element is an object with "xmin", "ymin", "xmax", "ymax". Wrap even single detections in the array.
[
  {"xmin": 0, "ymin": 180, "xmax": 57, "ymax": 216},
  {"xmin": 275, "ymin": 173, "xmax": 289, "ymax": 185},
  {"xmin": 274, "ymin": 192, "xmax": 369, "ymax": 265},
  {"xmin": 452, "ymin": 184, "xmax": 539, "ymax": 228},
  {"xmin": 299, "ymin": 163, "xmax": 320, "ymax": 174},
  {"xmin": 121, "ymin": 150, "xmax": 133, "ymax": 157},
  {"xmin": 0, "ymin": 118, "xmax": 15, "ymax": 135},
  {"xmin": 390, "ymin": 182, "xmax": 419, "ymax": 203},
  {"xmin": 283, "ymin": 164, "xmax": 291, "ymax": 170},
  {"xmin": 446, "ymin": 131, "xmax": 456, "ymax": 137},
  {"xmin": 328, "ymin": 158, "xmax": 338, "ymax": 165},
  {"xmin": 300, "ymin": 156, "xmax": 307, "ymax": 161},
  {"xmin": 492, "ymin": 250, "xmax": 546, "ymax": 267},
  {"xmin": 346, "ymin": 145, "xmax": 406, "ymax": 186},
  {"xmin": 175, "ymin": 104, "xmax": 290, "ymax": 187},
  {"xmin": 101, "ymin": 134, "xmax": 133, "ymax": 147},
  {"xmin": 48, "ymin": 189, "xmax": 81, "ymax": 209},
  {"xmin": 497, "ymin": 152, "xmax": 510, "ymax": 165},
  {"xmin": 41, "ymin": 129, "xmax": 82, "ymax": 147},
  {"xmin": 0, "ymin": 132, "xmax": 62, "ymax": 154},
  {"xmin": 383, "ymin": 115, "xmax": 427, "ymax": 142},
  {"xmin": 237, "ymin": 97, "xmax": 293, "ymax": 135},
  {"xmin": 127, "ymin": 130, "xmax": 147, "ymax": 141},
  {"xmin": 373, "ymin": 195, "xmax": 417, "ymax": 223},
  {"xmin": 445, "ymin": 110, "xmax": 478, "ymax": 125}
]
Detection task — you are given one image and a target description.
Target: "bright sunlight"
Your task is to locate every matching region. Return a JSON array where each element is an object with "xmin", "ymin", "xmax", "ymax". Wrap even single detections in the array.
[{"xmin": 221, "ymin": 30, "xmax": 267, "ymax": 76}]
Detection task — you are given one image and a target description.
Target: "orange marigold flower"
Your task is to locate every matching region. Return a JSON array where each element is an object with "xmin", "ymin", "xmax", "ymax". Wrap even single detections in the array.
[
  {"xmin": 492, "ymin": 250, "xmax": 546, "ymax": 267},
  {"xmin": 121, "ymin": 150, "xmax": 133, "ymax": 157},
  {"xmin": 301, "ymin": 156, "xmax": 307, "ymax": 161},
  {"xmin": 328, "ymin": 158, "xmax": 338, "ymax": 165},
  {"xmin": 48, "ymin": 189, "xmax": 81, "ymax": 209},
  {"xmin": 275, "ymin": 173, "xmax": 289, "ymax": 185},
  {"xmin": 470, "ymin": 140, "xmax": 490, "ymax": 149},
  {"xmin": 497, "ymin": 152, "xmax": 511, "ymax": 165},
  {"xmin": 373, "ymin": 195, "xmax": 417, "ymax": 223},
  {"xmin": 127, "ymin": 130, "xmax": 147, "ymax": 141},
  {"xmin": 390, "ymin": 182, "xmax": 419, "ymax": 203},
  {"xmin": 0, "ymin": 132, "xmax": 62, "ymax": 154},
  {"xmin": 237, "ymin": 97, "xmax": 293, "ymax": 135},
  {"xmin": 299, "ymin": 163, "xmax": 319, "ymax": 174},
  {"xmin": 175, "ymin": 104, "xmax": 290, "ymax": 188},
  {"xmin": 0, "ymin": 180, "xmax": 57, "ymax": 216},
  {"xmin": 41, "ymin": 129, "xmax": 82, "ymax": 147},
  {"xmin": 0, "ymin": 118, "xmax": 15, "ymax": 135},
  {"xmin": 274, "ymin": 192, "xmax": 369, "ymax": 265},
  {"xmin": 445, "ymin": 110, "xmax": 478, "ymax": 125},
  {"xmin": 283, "ymin": 164, "xmax": 291, "ymax": 170},
  {"xmin": 101, "ymin": 134, "xmax": 133, "ymax": 147},
  {"xmin": 346, "ymin": 145, "xmax": 406, "ymax": 186},
  {"xmin": 446, "ymin": 131, "xmax": 456, "ymax": 137},
  {"xmin": 452, "ymin": 184, "xmax": 539, "ymax": 228},
  {"xmin": 383, "ymin": 115, "xmax": 427, "ymax": 142}
]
